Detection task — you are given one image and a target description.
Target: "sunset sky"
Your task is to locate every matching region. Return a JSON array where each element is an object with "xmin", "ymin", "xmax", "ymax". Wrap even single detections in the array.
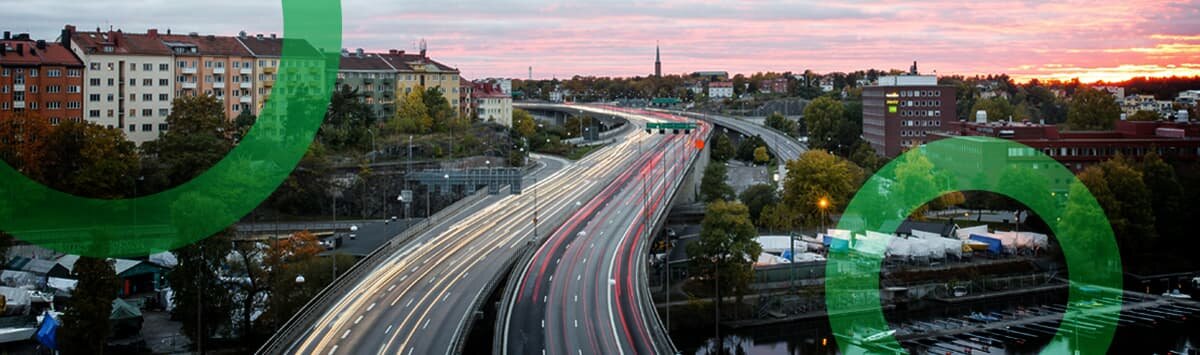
[{"xmin": 9, "ymin": 0, "xmax": 1200, "ymax": 82}]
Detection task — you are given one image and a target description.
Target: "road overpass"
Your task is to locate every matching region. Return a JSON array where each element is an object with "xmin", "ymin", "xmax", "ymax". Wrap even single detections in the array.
[
  {"xmin": 650, "ymin": 109, "xmax": 807, "ymax": 182},
  {"xmin": 260, "ymin": 105, "xmax": 704, "ymax": 355},
  {"xmin": 500, "ymin": 106, "xmax": 709, "ymax": 355}
]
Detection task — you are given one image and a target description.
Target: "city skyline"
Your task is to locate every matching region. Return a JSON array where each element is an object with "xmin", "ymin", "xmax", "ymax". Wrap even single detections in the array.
[{"xmin": 6, "ymin": 1, "xmax": 1200, "ymax": 82}]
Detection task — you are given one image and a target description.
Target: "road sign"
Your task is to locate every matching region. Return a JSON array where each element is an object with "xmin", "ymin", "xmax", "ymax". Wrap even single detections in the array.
[{"xmin": 645, "ymin": 122, "xmax": 697, "ymax": 135}]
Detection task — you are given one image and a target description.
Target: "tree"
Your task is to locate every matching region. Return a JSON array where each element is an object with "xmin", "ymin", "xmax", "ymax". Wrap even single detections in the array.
[
  {"xmin": 423, "ymin": 87, "xmax": 455, "ymax": 133},
  {"xmin": 780, "ymin": 150, "xmax": 864, "ymax": 228},
  {"xmin": 764, "ymin": 112, "xmax": 797, "ymax": 137},
  {"xmin": 700, "ymin": 163, "xmax": 735, "ymax": 203},
  {"xmin": 42, "ymin": 121, "xmax": 139, "ymax": 198},
  {"xmin": 687, "ymin": 201, "xmax": 761, "ymax": 315},
  {"xmin": 321, "ymin": 85, "xmax": 377, "ymax": 151},
  {"xmin": 267, "ymin": 142, "xmax": 332, "ymax": 215},
  {"xmin": 1127, "ymin": 110, "xmax": 1160, "ymax": 121},
  {"xmin": 753, "ymin": 146, "xmax": 770, "ymax": 165},
  {"xmin": 739, "ymin": 184, "xmax": 778, "ymax": 223},
  {"xmin": 1140, "ymin": 152, "xmax": 1183, "ymax": 244},
  {"xmin": 710, "ymin": 133, "xmax": 735, "ymax": 162},
  {"xmin": 848, "ymin": 139, "xmax": 881, "ymax": 173},
  {"xmin": 393, "ymin": 89, "xmax": 432, "ymax": 134},
  {"xmin": 169, "ymin": 230, "xmax": 234, "ymax": 347},
  {"xmin": 804, "ymin": 96, "xmax": 845, "ymax": 152},
  {"xmin": 59, "ymin": 256, "xmax": 119, "ymax": 354},
  {"xmin": 970, "ymin": 96, "xmax": 1015, "ymax": 122},
  {"xmin": 227, "ymin": 240, "xmax": 268, "ymax": 339},
  {"xmin": 836, "ymin": 100, "xmax": 864, "ymax": 155},
  {"xmin": 512, "ymin": 109, "xmax": 537, "ymax": 140},
  {"xmin": 1077, "ymin": 157, "xmax": 1157, "ymax": 264},
  {"xmin": 1067, "ymin": 87, "xmax": 1121, "ymax": 130},
  {"xmin": 0, "ymin": 110, "xmax": 51, "ymax": 180},
  {"xmin": 735, "ymin": 135, "xmax": 767, "ymax": 162},
  {"xmin": 143, "ymin": 95, "xmax": 234, "ymax": 189}
]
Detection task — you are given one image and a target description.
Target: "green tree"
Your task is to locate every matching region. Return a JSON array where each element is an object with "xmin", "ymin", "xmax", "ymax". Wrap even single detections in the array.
[
  {"xmin": 710, "ymin": 133, "xmax": 735, "ymax": 162},
  {"xmin": 848, "ymin": 139, "xmax": 881, "ymax": 173},
  {"xmin": 267, "ymin": 142, "xmax": 332, "ymax": 215},
  {"xmin": 42, "ymin": 121, "xmax": 139, "ymax": 198},
  {"xmin": 1127, "ymin": 110, "xmax": 1159, "ymax": 121},
  {"xmin": 687, "ymin": 201, "xmax": 761, "ymax": 313},
  {"xmin": 512, "ymin": 109, "xmax": 537, "ymax": 140},
  {"xmin": 423, "ymin": 87, "xmax": 455, "ymax": 133},
  {"xmin": 700, "ymin": 163, "xmax": 735, "ymax": 203},
  {"xmin": 1140, "ymin": 152, "xmax": 1183, "ymax": 244},
  {"xmin": 753, "ymin": 146, "xmax": 770, "ymax": 165},
  {"xmin": 169, "ymin": 230, "xmax": 234, "ymax": 347},
  {"xmin": 836, "ymin": 100, "xmax": 864, "ymax": 155},
  {"xmin": 780, "ymin": 150, "xmax": 864, "ymax": 228},
  {"xmin": 736, "ymin": 135, "xmax": 768, "ymax": 162},
  {"xmin": 143, "ymin": 95, "xmax": 234, "ymax": 188},
  {"xmin": 971, "ymin": 96, "xmax": 1015, "ymax": 122},
  {"xmin": 804, "ymin": 96, "xmax": 845, "ymax": 152},
  {"xmin": 739, "ymin": 184, "xmax": 778, "ymax": 223},
  {"xmin": 1077, "ymin": 157, "xmax": 1157, "ymax": 264},
  {"xmin": 764, "ymin": 112, "xmax": 797, "ymax": 137},
  {"xmin": 59, "ymin": 256, "xmax": 119, "ymax": 354},
  {"xmin": 233, "ymin": 110, "xmax": 256, "ymax": 142},
  {"xmin": 321, "ymin": 85, "xmax": 377, "ymax": 151},
  {"xmin": 1067, "ymin": 87, "xmax": 1121, "ymax": 130}
]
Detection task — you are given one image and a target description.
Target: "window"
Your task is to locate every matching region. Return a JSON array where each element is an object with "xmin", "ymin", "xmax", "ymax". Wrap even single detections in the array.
[
  {"xmin": 142, "ymin": 123, "xmax": 153, "ymax": 131},
  {"xmin": 160, "ymin": 79, "xmax": 169, "ymax": 86},
  {"xmin": 68, "ymin": 69, "xmax": 81, "ymax": 77},
  {"xmin": 205, "ymin": 61, "xmax": 213, "ymax": 68},
  {"xmin": 143, "ymin": 94, "xmax": 153, "ymax": 101},
  {"xmin": 29, "ymin": 69, "xmax": 38, "ymax": 77},
  {"xmin": 129, "ymin": 79, "xmax": 137, "ymax": 86},
  {"xmin": 143, "ymin": 79, "xmax": 153, "ymax": 86},
  {"xmin": 29, "ymin": 85, "xmax": 36, "ymax": 93},
  {"xmin": 47, "ymin": 101, "xmax": 61, "ymax": 109},
  {"xmin": 89, "ymin": 94, "xmax": 101, "ymax": 102},
  {"xmin": 129, "ymin": 94, "xmax": 136, "ymax": 102},
  {"xmin": 160, "ymin": 63, "xmax": 169, "ymax": 71},
  {"xmin": 90, "ymin": 62, "xmax": 100, "ymax": 70},
  {"xmin": 106, "ymin": 109, "xmax": 114, "ymax": 117},
  {"xmin": 0, "ymin": 102, "xmax": 7, "ymax": 110},
  {"xmin": 47, "ymin": 85, "xmax": 60, "ymax": 93},
  {"xmin": 67, "ymin": 86, "xmax": 80, "ymax": 93},
  {"xmin": 128, "ymin": 124, "xmax": 136, "ymax": 132},
  {"xmin": 49, "ymin": 117, "xmax": 60, "ymax": 125},
  {"xmin": 0, "ymin": 86, "xmax": 6, "ymax": 93},
  {"xmin": 159, "ymin": 123, "xmax": 169, "ymax": 131},
  {"xmin": 142, "ymin": 109, "xmax": 153, "ymax": 117},
  {"xmin": 90, "ymin": 78, "xmax": 101, "ymax": 86},
  {"xmin": 89, "ymin": 110, "xmax": 101, "ymax": 117},
  {"xmin": 129, "ymin": 109, "xmax": 137, "ymax": 117},
  {"xmin": 107, "ymin": 62, "xmax": 114, "ymax": 71},
  {"xmin": 179, "ymin": 61, "xmax": 188, "ymax": 68},
  {"xmin": 1, "ymin": 68, "xmax": 7, "ymax": 76},
  {"xmin": 47, "ymin": 69, "xmax": 61, "ymax": 77},
  {"xmin": 67, "ymin": 101, "xmax": 80, "ymax": 109},
  {"xmin": 143, "ymin": 63, "xmax": 153, "ymax": 71},
  {"xmin": 159, "ymin": 94, "xmax": 169, "ymax": 101},
  {"xmin": 159, "ymin": 108, "xmax": 169, "ymax": 116},
  {"xmin": 107, "ymin": 78, "xmax": 114, "ymax": 86},
  {"xmin": 106, "ymin": 94, "xmax": 114, "ymax": 102}
]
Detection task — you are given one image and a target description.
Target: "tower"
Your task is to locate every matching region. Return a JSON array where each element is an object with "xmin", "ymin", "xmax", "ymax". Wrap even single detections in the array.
[{"xmin": 654, "ymin": 42, "xmax": 662, "ymax": 78}]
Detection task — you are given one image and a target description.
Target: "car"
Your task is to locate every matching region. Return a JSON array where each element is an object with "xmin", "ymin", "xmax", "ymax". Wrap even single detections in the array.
[{"xmin": 349, "ymin": 225, "xmax": 358, "ymax": 240}]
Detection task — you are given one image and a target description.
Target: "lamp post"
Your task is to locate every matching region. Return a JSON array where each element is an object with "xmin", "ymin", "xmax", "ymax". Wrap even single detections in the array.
[{"xmin": 818, "ymin": 197, "xmax": 830, "ymax": 234}]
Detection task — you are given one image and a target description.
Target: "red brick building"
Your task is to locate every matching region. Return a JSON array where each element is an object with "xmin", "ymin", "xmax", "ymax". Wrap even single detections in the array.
[
  {"xmin": 862, "ymin": 75, "xmax": 957, "ymax": 157},
  {"xmin": 1, "ymin": 32, "xmax": 85, "ymax": 125},
  {"xmin": 930, "ymin": 119, "xmax": 1200, "ymax": 173}
]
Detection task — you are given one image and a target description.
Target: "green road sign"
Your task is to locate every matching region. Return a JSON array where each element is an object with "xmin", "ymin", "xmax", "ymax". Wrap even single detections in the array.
[
  {"xmin": 646, "ymin": 122, "xmax": 697, "ymax": 134},
  {"xmin": 826, "ymin": 137, "xmax": 1122, "ymax": 354},
  {"xmin": 0, "ymin": 0, "xmax": 342, "ymax": 257}
]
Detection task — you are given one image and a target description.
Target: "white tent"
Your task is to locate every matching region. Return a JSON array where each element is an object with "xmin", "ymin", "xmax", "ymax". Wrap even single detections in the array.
[{"xmin": 756, "ymin": 236, "xmax": 806, "ymax": 254}]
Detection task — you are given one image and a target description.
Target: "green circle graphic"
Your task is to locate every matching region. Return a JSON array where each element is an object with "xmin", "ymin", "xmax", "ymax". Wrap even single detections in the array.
[
  {"xmin": 0, "ymin": 0, "xmax": 342, "ymax": 257},
  {"xmin": 825, "ymin": 137, "xmax": 1123, "ymax": 354}
]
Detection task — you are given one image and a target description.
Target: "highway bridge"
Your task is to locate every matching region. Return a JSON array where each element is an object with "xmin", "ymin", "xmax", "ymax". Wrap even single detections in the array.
[
  {"xmin": 499, "ymin": 107, "xmax": 709, "ymax": 355},
  {"xmin": 259, "ymin": 104, "xmax": 706, "ymax": 355}
]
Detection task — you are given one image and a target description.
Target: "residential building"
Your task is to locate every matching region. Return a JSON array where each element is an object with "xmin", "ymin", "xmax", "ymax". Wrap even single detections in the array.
[
  {"xmin": 708, "ymin": 81, "xmax": 734, "ymax": 99},
  {"xmin": 159, "ymin": 32, "xmax": 257, "ymax": 119},
  {"xmin": 236, "ymin": 32, "xmax": 325, "ymax": 116},
  {"xmin": 65, "ymin": 26, "xmax": 175, "ymax": 143},
  {"xmin": 863, "ymin": 73, "xmax": 957, "ymax": 157},
  {"xmin": 1177, "ymin": 90, "xmax": 1200, "ymax": 106},
  {"xmin": 759, "ymin": 78, "xmax": 788, "ymax": 94},
  {"xmin": 381, "ymin": 43, "xmax": 460, "ymax": 115},
  {"xmin": 930, "ymin": 119, "xmax": 1200, "ymax": 177},
  {"xmin": 459, "ymin": 78, "xmax": 474, "ymax": 118},
  {"xmin": 337, "ymin": 49, "xmax": 398, "ymax": 120},
  {"xmin": 0, "ymin": 32, "xmax": 85, "ymax": 127},
  {"xmin": 473, "ymin": 81, "xmax": 512, "ymax": 126},
  {"xmin": 1096, "ymin": 85, "xmax": 1125, "ymax": 101}
]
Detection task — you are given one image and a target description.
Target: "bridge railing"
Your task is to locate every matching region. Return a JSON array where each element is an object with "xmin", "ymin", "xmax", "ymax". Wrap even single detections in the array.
[{"xmin": 256, "ymin": 188, "xmax": 493, "ymax": 355}]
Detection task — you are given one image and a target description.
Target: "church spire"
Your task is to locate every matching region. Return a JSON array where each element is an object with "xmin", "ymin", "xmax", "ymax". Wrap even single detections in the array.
[{"xmin": 654, "ymin": 41, "xmax": 662, "ymax": 77}]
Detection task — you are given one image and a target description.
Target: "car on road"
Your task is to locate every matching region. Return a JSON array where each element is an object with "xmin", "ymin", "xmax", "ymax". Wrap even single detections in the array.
[{"xmin": 349, "ymin": 225, "xmax": 358, "ymax": 240}]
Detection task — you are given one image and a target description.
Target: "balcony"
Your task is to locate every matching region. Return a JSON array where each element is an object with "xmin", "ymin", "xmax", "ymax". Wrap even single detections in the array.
[
  {"xmin": 240, "ymin": 68, "xmax": 252, "ymax": 75},
  {"xmin": 240, "ymin": 82, "xmax": 252, "ymax": 89},
  {"xmin": 12, "ymin": 101, "xmax": 24, "ymax": 109},
  {"xmin": 182, "ymin": 82, "xmax": 198, "ymax": 89},
  {"xmin": 213, "ymin": 67, "xmax": 226, "ymax": 74},
  {"xmin": 182, "ymin": 67, "xmax": 197, "ymax": 75},
  {"xmin": 264, "ymin": 80, "xmax": 274, "ymax": 88},
  {"xmin": 263, "ymin": 67, "xmax": 276, "ymax": 74},
  {"xmin": 240, "ymin": 96, "xmax": 253, "ymax": 103},
  {"xmin": 213, "ymin": 82, "xmax": 226, "ymax": 89}
]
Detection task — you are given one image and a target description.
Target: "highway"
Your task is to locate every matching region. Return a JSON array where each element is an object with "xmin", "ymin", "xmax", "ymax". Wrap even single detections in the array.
[
  {"xmin": 285, "ymin": 105, "xmax": 692, "ymax": 355},
  {"xmin": 502, "ymin": 107, "xmax": 708, "ymax": 355}
]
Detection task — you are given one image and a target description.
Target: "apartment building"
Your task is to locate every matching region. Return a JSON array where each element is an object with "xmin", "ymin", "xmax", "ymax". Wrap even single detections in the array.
[
  {"xmin": 0, "ymin": 32, "xmax": 85, "ymax": 126},
  {"xmin": 380, "ymin": 44, "xmax": 461, "ymax": 114},
  {"xmin": 337, "ymin": 49, "xmax": 399, "ymax": 120},
  {"xmin": 66, "ymin": 26, "xmax": 175, "ymax": 143},
  {"xmin": 473, "ymin": 81, "xmax": 512, "ymax": 127},
  {"xmin": 159, "ymin": 33, "xmax": 257, "ymax": 119},
  {"xmin": 237, "ymin": 32, "xmax": 326, "ymax": 115}
]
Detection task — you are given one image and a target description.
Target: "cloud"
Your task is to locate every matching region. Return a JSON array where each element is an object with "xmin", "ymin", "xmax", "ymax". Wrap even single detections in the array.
[{"xmin": 5, "ymin": 0, "xmax": 1200, "ymax": 81}]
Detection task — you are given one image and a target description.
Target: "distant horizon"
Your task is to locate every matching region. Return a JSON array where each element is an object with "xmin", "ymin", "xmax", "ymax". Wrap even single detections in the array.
[{"xmin": 6, "ymin": 1, "xmax": 1199, "ymax": 83}]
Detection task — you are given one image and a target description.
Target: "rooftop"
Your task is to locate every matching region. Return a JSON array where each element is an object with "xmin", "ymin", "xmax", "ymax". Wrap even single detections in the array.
[{"xmin": 0, "ymin": 36, "xmax": 82, "ymax": 67}]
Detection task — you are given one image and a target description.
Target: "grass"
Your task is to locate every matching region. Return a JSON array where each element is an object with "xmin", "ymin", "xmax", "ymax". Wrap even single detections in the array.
[{"xmin": 565, "ymin": 144, "xmax": 604, "ymax": 160}]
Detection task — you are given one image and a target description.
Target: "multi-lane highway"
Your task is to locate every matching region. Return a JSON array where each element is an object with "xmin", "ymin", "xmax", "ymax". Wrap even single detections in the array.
[
  {"xmin": 284, "ymin": 105, "xmax": 699, "ymax": 355},
  {"xmin": 502, "ymin": 108, "xmax": 708, "ymax": 355}
]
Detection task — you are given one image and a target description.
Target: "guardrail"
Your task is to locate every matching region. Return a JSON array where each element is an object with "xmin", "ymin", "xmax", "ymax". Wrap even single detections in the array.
[{"xmin": 256, "ymin": 188, "xmax": 493, "ymax": 355}]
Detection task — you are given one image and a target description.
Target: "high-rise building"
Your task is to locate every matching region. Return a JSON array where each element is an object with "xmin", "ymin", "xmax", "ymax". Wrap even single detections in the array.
[
  {"xmin": 65, "ymin": 26, "xmax": 176, "ymax": 143},
  {"xmin": 0, "ymin": 31, "xmax": 85, "ymax": 127},
  {"xmin": 862, "ymin": 65, "xmax": 956, "ymax": 157}
]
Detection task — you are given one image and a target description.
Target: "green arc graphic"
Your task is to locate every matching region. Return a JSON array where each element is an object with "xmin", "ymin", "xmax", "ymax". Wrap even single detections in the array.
[
  {"xmin": 0, "ymin": 0, "xmax": 341, "ymax": 257},
  {"xmin": 825, "ymin": 137, "xmax": 1123, "ymax": 354}
]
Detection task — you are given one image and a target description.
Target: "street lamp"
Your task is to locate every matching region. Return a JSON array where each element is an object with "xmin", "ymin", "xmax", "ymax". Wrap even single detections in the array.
[{"xmin": 817, "ymin": 197, "xmax": 830, "ymax": 234}]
